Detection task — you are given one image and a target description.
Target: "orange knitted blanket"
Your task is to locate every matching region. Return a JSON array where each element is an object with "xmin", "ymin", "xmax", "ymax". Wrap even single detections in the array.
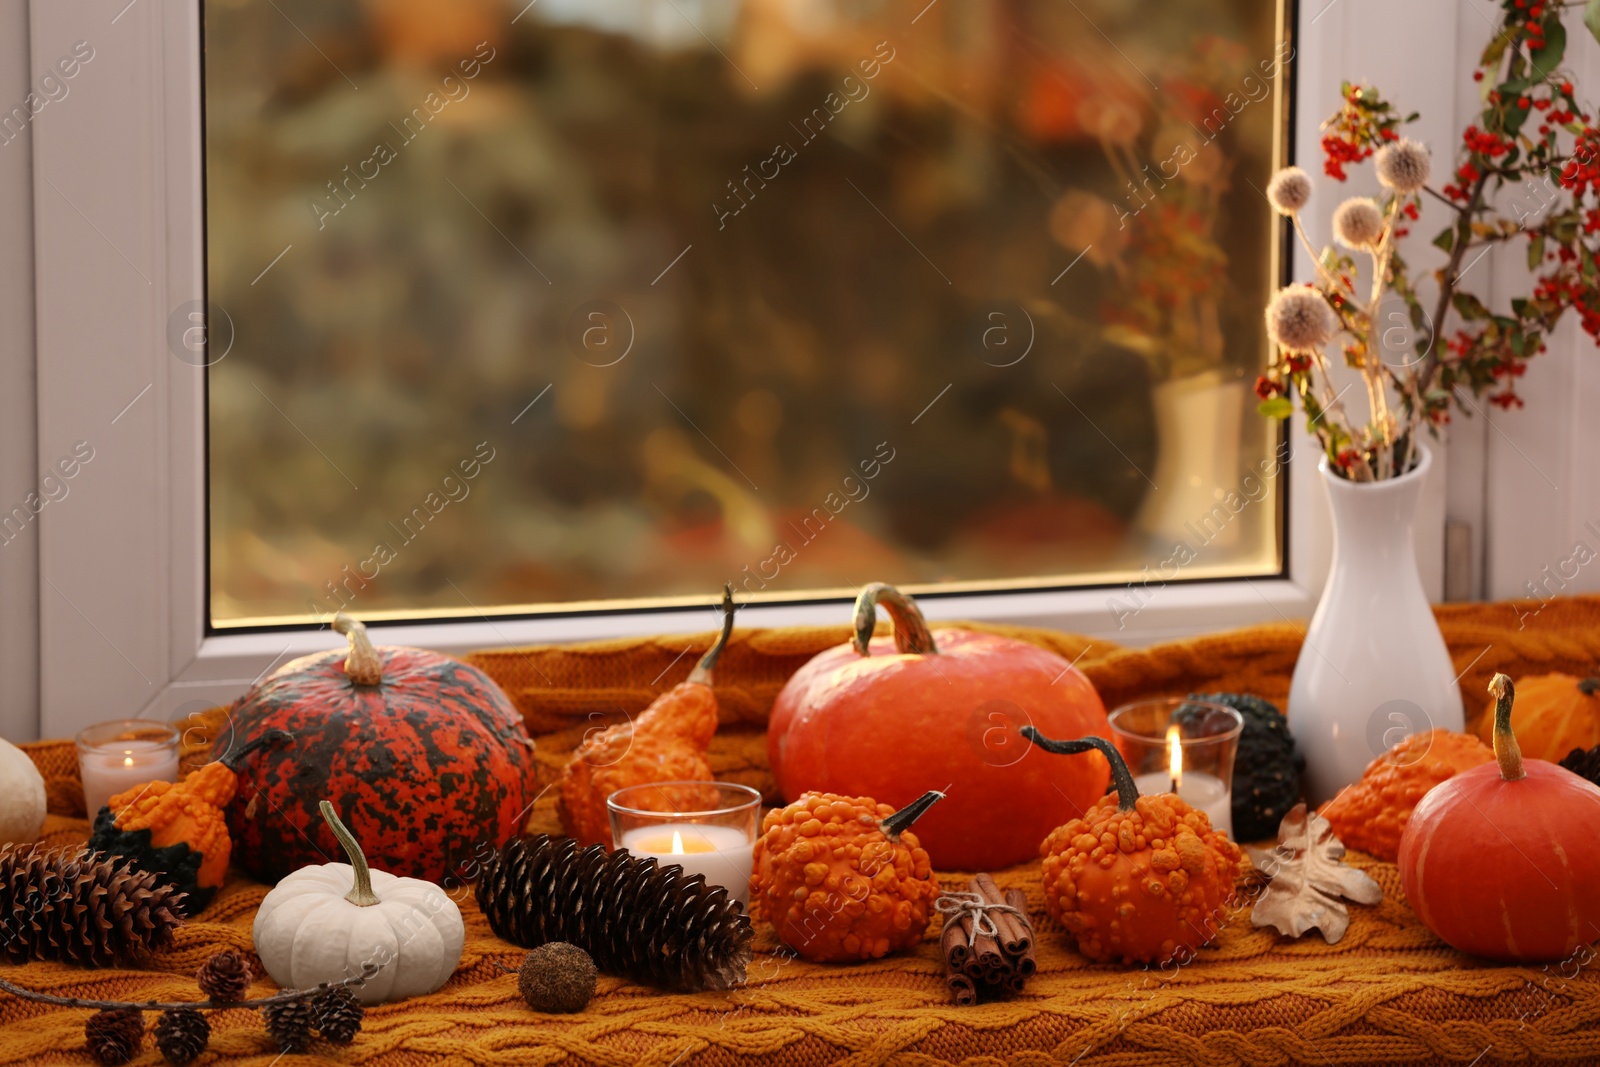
[{"xmin": 6, "ymin": 597, "xmax": 1600, "ymax": 1066}]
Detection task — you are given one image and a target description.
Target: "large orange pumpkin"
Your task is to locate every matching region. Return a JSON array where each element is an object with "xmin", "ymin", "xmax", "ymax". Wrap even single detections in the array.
[
  {"xmin": 768, "ymin": 583, "xmax": 1111, "ymax": 871},
  {"xmin": 1475, "ymin": 672, "xmax": 1600, "ymax": 762},
  {"xmin": 1401, "ymin": 674, "xmax": 1600, "ymax": 962}
]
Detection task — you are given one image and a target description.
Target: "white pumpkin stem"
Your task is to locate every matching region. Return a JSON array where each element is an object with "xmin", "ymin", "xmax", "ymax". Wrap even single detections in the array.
[
  {"xmin": 1488, "ymin": 673, "xmax": 1526, "ymax": 782},
  {"xmin": 332, "ymin": 613, "xmax": 384, "ymax": 686},
  {"xmin": 320, "ymin": 800, "xmax": 381, "ymax": 906}
]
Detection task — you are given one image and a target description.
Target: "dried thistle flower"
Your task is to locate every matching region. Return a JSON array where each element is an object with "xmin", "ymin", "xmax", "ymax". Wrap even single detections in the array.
[
  {"xmin": 1374, "ymin": 138, "xmax": 1431, "ymax": 193},
  {"xmin": 1266, "ymin": 166, "xmax": 1313, "ymax": 215},
  {"xmin": 1265, "ymin": 287, "xmax": 1338, "ymax": 353},
  {"xmin": 1333, "ymin": 197, "xmax": 1385, "ymax": 249}
]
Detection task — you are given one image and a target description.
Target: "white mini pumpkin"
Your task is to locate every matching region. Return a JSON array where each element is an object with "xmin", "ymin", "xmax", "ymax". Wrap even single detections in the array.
[
  {"xmin": 0, "ymin": 738, "xmax": 47, "ymax": 845},
  {"xmin": 253, "ymin": 801, "xmax": 464, "ymax": 1004}
]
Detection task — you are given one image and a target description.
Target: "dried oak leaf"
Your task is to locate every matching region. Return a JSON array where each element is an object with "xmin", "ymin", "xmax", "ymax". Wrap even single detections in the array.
[{"xmin": 1248, "ymin": 803, "xmax": 1382, "ymax": 944}]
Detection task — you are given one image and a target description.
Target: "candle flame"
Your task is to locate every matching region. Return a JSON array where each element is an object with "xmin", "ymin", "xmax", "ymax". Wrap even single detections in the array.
[
  {"xmin": 1166, "ymin": 724, "xmax": 1183, "ymax": 789},
  {"xmin": 123, "ymin": 756, "xmax": 133, "ymax": 768},
  {"xmin": 670, "ymin": 830, "xmax": 685, "ymax": 855}
]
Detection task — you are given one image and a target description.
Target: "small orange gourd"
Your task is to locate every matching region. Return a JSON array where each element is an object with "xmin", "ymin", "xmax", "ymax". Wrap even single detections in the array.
[
  {"xmin": 749, "ymin": 789, "xmax": 943, "ymax": 962},
  {"xmin": 1475, "ymin": 672, "xmax": 1600, "ymax": 763},
  {"xmin": 1024, "ymin": 728, "xmax": 1244, "ymax": 966},
  {"xmin": 1319, "ymin": 729, "xmax": 1493, "ymax": 861},
  {"xmin": 558, "ymin": 587, "xmax": 735, "ymax": 847},
  {"xmin": 87, "ymin": 730, "xmax": 289, "ymax": 914}
]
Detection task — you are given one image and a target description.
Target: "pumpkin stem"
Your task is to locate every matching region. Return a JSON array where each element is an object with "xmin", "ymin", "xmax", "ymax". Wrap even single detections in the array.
[
  {"xmin": 1488, "ymin": 673, "xmax": 1526, "ymax": 782},
  {"xmin": 332, "ymin": 613, "xmax": 384, "ymax": 686},
  {"xmin": 1579, "ymin": 678, "xmax": 1599, "ymax": 697},
  {"xmin": 319, "ymin": 800, "xmax": 381, "ymax": 906},
  {"xmin": 217, "ymin": 728, "xmax": 293, "ymax": 771},
  {"xmin": 687, "ymin": 585, "xmax": 736, "ymax": 686},
  {"xmin": 879, "ymin": 789, "xmax": 945, "ymax": 839},
  {"xmin": 1020, "ymin": 728, "xmax": 1139, "ymax": 813},
  {"xmin": 853, "ymin": 583, "xmax": 938, "ymax": 658}
]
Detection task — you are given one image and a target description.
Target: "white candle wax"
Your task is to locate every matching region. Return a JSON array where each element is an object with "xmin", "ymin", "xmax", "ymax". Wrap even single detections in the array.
[
  {"xmin": 619, "ymin": 823, "xmax": 754, "ymax": 908},
  {"xmin": 1132, "ymin": 771, "xmax": 1233, "ymax": 839},
  {"xmin": 80, "ymin": 740, "xmax": 180, "ymax": 817}
]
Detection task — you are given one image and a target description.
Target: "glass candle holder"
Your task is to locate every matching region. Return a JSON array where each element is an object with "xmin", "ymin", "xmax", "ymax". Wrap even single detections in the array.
[
  {"xmin": 608, "ymin": 782, "xmax": 761, "ymax": 909},
  {"xmin": 1109, "ymin": 698, "xmax": 1243, "ymax": 839},
  {"xmin": 75, "ymin": 719, "xmax": 181, "ymax": 817}
]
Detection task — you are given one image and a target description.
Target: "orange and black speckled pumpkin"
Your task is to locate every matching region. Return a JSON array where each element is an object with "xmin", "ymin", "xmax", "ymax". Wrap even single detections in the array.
[{"xmin": 219, "ymin": 614, "xmax": 536, "ymax": 884}]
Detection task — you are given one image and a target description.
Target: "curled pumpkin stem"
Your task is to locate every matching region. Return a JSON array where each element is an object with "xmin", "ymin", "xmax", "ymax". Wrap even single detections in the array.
[
  {"xmin": 1488, "ymin": 673, "xmax": 1525, "ymax": 782},
  {"xmin": 332, "ymin": 613, "xmax": 384, "ymax": 687},
  {"xmin": 853, "ymin": 583, "xmax": 938, "ymax": 657},
  {"xmin": 1021, "ymin": 728, "xmax": 1139, "ymax": 813},
  {"xmin": 319, "ymin": 800, "xmax": 380, "ymax": 907},
  {"xmin": 687, "ymin": 584, "xmax": 736, "ymax": 686},
  {"xmin": 879, "ymin": 789, "xmax": 945, "ymax": 839}
]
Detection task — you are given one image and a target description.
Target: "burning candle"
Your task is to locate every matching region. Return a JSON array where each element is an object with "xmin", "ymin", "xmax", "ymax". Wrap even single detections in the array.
[
  {"xmin": 608, "ymin": 782, "xmax": 761, "ymax": 908},
  {"xmin": 75, "ymin": 720, "xmax": 181, "ymax": 818},
  {"xmin": 1111, "ymin": 698, "xmax": 1242, "ymax": 840}
]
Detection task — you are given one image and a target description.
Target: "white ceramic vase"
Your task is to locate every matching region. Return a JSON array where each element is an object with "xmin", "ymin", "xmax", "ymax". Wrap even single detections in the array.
[{"xmin": 1289, "ymin": 441, "xmax": 1463, "ymax": 805}]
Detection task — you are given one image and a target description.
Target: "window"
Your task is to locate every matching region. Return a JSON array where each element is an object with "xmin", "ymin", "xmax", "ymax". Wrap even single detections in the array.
[{"xmin": 201, "ymin": 0, "xmax": 1290, "ymax": 627}]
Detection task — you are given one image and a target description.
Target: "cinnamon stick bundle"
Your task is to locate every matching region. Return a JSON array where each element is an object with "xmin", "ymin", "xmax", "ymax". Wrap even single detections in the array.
[{"xmin": 938, "ymin": 875, "xmax": 1038, "ymax": 1004}]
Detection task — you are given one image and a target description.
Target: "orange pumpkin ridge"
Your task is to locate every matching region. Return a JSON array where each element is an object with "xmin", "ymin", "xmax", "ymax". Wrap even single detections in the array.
[
  {"xmin": 558, "ymin": 586, "xmax": 735, "ymax": 847},
  {"xmin": 769, "ymin": 583, "xmax": 1112, "ymax": 871},
  {"xmin": 1401, "ymin": 674, "xmax": 1600, "ymax": 963},
  {"xmin": 1023, "ymin": 728, "xmax": 1244, "ymax": 966}
]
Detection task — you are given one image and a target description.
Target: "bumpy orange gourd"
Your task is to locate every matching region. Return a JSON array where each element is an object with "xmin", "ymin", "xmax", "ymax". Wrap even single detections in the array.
[
  {"xmin": 1402, "ymin": 675, "xmax": 1600, "ymax": 962},
  {"xmin": 1475, "ymin": 673, "xmax": 1600, "ymax": 763},
  {"xmin": 1319, "ymin": 729, "xmax": 1493, "ymax": 861},
  {"xmin": 86, "ymin": 730, "xmax": 288, "ymax": 914},
  {"xmin": 750, "ymin": 790, "xmax": 943, "ymax": 962},
  {"xmin": 1025, "ymin": 729, "xmax": 1244, "ymax": 966},
  {"xmin": 558, "ymin": 588, "xmax": 734, "ymax": 847}
]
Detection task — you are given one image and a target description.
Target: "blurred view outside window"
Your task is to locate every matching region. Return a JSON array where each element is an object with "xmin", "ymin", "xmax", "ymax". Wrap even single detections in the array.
[{"xmin": 204, "ymin": 0, "xmax": 1289, "ymax": 627}]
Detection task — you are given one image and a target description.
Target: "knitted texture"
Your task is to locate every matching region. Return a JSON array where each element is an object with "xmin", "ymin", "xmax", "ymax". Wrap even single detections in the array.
[{"xmin": 5, "ymin": 598, "xmax": 1600, "ymax": 1066}]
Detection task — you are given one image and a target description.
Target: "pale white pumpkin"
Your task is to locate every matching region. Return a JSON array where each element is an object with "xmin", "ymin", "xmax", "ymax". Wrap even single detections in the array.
[
  {"xmin": 0, "ymin": 737, "xmax": 46, "ymax": 845},
  {"xmin": 253, "ymin": 801, "xmax": 464, "ymax": 1004}
]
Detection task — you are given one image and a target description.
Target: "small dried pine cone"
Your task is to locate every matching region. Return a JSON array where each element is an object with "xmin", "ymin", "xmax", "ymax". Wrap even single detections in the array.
[
  {"xmin": 85, "ymin": 1009, "xmax": 144, "ymax": 1067},
  {"xmin": 155, "ymin": 1008, "xmax": 210, "ymax": 1067},
  {"xmin": 313, "ymin": 986, "xmax": 365, "ymax": 1045},
  {"xmin": 261, "ymin": 995, "xmax": 316, "ymax": 1054},
  {"xmin": 196, "ymin": 948, "xmax": 254, "ymax": 1001}
]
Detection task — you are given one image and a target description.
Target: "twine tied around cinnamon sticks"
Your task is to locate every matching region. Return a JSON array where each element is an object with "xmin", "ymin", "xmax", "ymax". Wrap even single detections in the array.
[{"xmin": 936, "ymin": 873, "xmax": 1037, "ymax": 1005}]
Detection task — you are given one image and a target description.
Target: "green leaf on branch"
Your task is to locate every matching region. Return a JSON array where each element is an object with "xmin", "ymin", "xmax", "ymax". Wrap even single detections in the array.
[
  {"xmin": 1453, "ymin": 292, "xmax": 1491, "ymax": 321},
  {"xmin": 1434, "ymin": 228, "xmax": 1456, "ymax": 254},
  {"xmin": 1527, "ymin": 234, "xmax": 1545, "ymax": 271},
  {"xmin": 1586, "ymin": 0, "xmax": 1600, "ymax": 47},
  {"xmin": 1483, "ymin": 33, "xmax": 1510, "ymax": 69},
  {"xmin": 1530, "ymin": 20, "xmax": 1566, "ymax": 81},
  {"xmin": 1257, "ymin": 397, "xmax": 1293, "ymax": 420}
]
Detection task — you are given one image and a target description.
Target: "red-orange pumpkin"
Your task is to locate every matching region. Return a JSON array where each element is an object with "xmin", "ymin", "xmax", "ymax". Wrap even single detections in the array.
[
  {"xmin": 1400, "ymin": 674, "xmax": 1600, "ymax": 962},
  {"xmin": 768, "ymin": 583, "xmax": 1112, "ymax": 871}
]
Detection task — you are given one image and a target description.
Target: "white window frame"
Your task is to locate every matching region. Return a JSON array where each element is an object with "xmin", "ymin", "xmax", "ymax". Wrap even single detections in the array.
[{"xmin": 12, "ymin": 0, "xmax": 1486, "ymax": 741}]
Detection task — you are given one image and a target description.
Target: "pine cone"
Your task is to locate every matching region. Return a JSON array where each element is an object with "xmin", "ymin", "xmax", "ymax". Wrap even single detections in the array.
[
  {"xmin": 1561, "ymin": 744, "xmax": 1600, "ymax": 787},
  {"xmin": 0, "ymin": 846, "xmax": 185, "ymax": 965},
  {"xmin": 85, "ymin": 1009, "xmax": 144, "ymax": 1066},
  {"xmin": 312, "ymin": 987, "xmax": 364, "ymax": 1045},
  {"xmin": 261, "ymin": 995, "xmax": 315, "ymax": 1054},
  {"xmin": 476, "ymin": 834, "xmax": 753, "ymax": 992},
  {"xmin": 196, "ymin": 948, "xmax": 253, "ymax": 1001},
  {"xmin": 155, "ymin": 1008, "xmax": 209, "ymax": 1066}
]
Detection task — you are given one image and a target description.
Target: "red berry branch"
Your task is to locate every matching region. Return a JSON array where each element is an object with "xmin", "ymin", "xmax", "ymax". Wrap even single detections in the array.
[{"xmin": 1259, "ymin": 0, "xmax": 1600, "ymax": 478}]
